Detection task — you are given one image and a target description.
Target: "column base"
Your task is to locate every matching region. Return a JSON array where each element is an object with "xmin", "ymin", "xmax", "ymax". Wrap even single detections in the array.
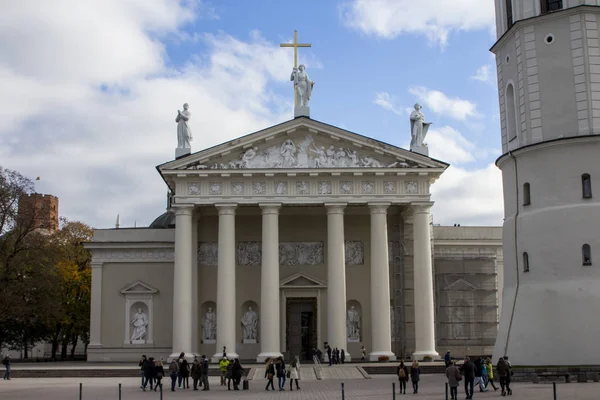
[
  {"xmin": 168, "ymin": 352, "xmax": 198, "ymax": 362},
  {"xmin": 369, "ymin": 351, "xmax": 396, "ymax": 362},
  {"xmin": 212, "ymin": 352, "xmax": 239, "ymax": 363},
  {"xmin": 256, "ymin": 351, "xmax": 283, "ymax": 363},
  {"xmin": 412, "ymin": 350, "xmax": 440, "ymax": 361}
]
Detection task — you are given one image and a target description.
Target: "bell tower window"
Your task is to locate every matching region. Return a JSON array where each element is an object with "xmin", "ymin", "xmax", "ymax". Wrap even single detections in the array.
[
  {"xmin": 582, "ymin": 174, "xmax": 592, "ymax": 199},
  {"xmin": 583, "ymin": 244, "xmax": 592, "ymax": 266},
  {"xmin": 541, "ymin": 0, "xmax": 563, "ymax": 14}
]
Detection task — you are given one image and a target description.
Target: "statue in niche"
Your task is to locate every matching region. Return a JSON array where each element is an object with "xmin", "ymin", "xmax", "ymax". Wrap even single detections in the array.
[
  {"xmin": 291, "ymin": 64, "xmax": 314, "ymax": 107},
  {"xmin": 176, "ymin": 103, "xmax": 192, "ymax": 148},
  {"xmin": 203, "ymin": 307, "xmax": 217, "ymax": 341},
  {"xmin": 347, "ymin": 305, "xmax": 361, "ymax": 341},
  {"xmin": 241, "ymin": 306, "xmax": 259, "ymax": 340},
  {"xmin": 410, "ymin": 103, "xmax": 431, "ymax": 149},
  {"xmin": 279, "ymin": 139, "xmax": 297, "ymax": 167},
  {"xmin": 131, "ymin": 308, "xmax": 148, "ymax": 341}
]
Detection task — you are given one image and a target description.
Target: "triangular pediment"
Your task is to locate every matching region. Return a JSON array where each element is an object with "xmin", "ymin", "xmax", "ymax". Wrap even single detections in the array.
[
  {"xmin": 120, "ymin": 280, "xmax": 159, "ymax": 294},
  {"xmin": 158, "ymin": 117, "xmax": 448, "ymax": 172},
  {"xmin": 280, "ymin": 272, "xmax": 327, "ymax": 288},
  {"xmin": 443, "ymin": 277, "xmax": 478, "ymax": 291}
]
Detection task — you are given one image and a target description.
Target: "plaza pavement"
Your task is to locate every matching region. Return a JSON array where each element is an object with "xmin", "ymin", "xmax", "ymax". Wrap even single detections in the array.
[{"xmin": 1, "ymin": 374, "xmax": 598, "ymax": 400}]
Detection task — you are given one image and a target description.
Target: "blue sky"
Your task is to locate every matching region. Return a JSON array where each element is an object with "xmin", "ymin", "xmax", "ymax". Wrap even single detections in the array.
[{"xmin": 0, "ymin": 0, "xmax": 503, "ymax": 228}]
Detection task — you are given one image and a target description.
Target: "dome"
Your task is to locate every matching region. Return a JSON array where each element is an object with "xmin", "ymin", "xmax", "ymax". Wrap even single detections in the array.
[{"xmin": 149, "ymin": 211, "xmax": 175, "ymax": 229}]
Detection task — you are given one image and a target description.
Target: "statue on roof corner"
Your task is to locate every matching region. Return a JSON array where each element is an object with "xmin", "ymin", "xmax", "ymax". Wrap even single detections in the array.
[
  {"xmin": 291, "ymin": 64, "xmax": 314, "ymax": 108},
  {"xmin": 410, "ymin": 103, "xmax": 431, "ymax": 155},
  {"xmin": 176, "ymin": 103, "xmax": 192, "ymax": 149}
]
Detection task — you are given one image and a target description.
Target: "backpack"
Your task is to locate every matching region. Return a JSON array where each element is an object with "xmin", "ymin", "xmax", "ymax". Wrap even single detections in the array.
[{"xmin": 399, "ymin": 367, "xmax": 406, "ymax": 378}]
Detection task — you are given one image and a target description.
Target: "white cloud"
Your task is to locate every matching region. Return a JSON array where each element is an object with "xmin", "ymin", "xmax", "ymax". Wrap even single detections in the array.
[
  {"xmin": 339, "ymin": 0, "xmax": 495, "ymax": 46},
  {"xmin": 0, "ymin": 1, "xmax": 297, "ymax": 229},
  {"xmin": 409, "ymin": 86, "xmax": 480, "ymax": 121},
  {"xmin": 373, "ymin": 92, "xmax": 409, "ymax": 116},
  {"xmin": 471, "ymin": 64, "xmax": 495, "ymax": 84}
]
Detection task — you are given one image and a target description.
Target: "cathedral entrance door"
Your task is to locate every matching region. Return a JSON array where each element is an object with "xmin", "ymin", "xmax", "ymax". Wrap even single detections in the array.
[{"xmin": 286, "ymin": 297, "xmax": 317, "ymax": 361}]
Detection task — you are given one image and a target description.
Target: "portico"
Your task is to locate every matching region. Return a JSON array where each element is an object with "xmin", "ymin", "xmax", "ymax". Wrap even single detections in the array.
[{"xmin": 159, "ymin": 117, "xmax": 446, "ymax": 362}]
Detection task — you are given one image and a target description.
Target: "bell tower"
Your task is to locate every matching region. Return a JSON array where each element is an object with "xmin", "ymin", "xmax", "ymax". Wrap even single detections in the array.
[{"xmin": 492, "ymin": 1, "xmax": 600, "ymax": 365}]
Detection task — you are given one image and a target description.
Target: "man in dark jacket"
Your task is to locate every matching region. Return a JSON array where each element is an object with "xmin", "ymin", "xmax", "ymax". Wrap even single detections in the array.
[
  {"xmin": 201, "ymin": 355, "xmax": 210, "ymax": 390},
  {"xmin": 461, "ymin": 357, "xmax": 475, "ymax": 399},
  {"xmin": 327, "ymin": 345, "xmax": 332, "ymax": 366}
]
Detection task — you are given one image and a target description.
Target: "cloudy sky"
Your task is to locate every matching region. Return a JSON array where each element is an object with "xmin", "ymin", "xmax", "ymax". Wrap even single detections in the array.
[{"xmin": 1, "ymin": 0, "xmax": 503, "ymax": 229}]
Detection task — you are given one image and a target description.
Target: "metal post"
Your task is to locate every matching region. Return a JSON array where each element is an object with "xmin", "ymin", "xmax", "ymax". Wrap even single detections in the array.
[
  {"xmin": 79, "ymin": 383, "xmax": 82, "ymax": 400},
  {"xmin": 341, "ymin": 382, "xmax": 345, "ymax": 400},
  {"xmin": 393, "ymin": 382, "xmax": 396, "ymax": 400},
  {"xmin": 160, "ymin": 383, "xmax": 163, "ymax": 400},
  {"xmin": 118, "ymin": 383, "xmax": 121, "ymax": 400},
  {"xmin": 445, "ymin": 382, "xmax": 449, "ymax": 400},
  {"xmin": 553, "ymin": 381, "xmax": 557, "ymax": 400}
]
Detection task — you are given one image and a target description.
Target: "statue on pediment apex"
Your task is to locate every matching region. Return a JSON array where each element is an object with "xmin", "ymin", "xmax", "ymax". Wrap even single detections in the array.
[
  {"xmin": 410, "ymin": 103, "xmax": 431, "ymax": 150},
  {"xmin": 176, "ymin": 103, "xmax": 192, "ymax": 148}
]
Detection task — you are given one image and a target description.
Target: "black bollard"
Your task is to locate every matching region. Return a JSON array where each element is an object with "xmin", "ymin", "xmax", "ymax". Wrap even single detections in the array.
[
  {"xmin": 118, "ymin": 383, "xmax": 121, "ymax": 400},
  {"xmin": 445, "ymin": 382, "xmax": 449, "ymax": 400},
  {"xmin": 79, "ymin": 383, "xmax": 82, "ymax": 400},
  {"xmin": 392, "ymin": 382, "xmax": 396, "ymax": 400},
  {"xmin": 341, "ymin": 382, "xmax": 345, "ymax": 400},
  {"xmin": 160, "ymin": 383, "xmax": 163, "ymax": 400},
  {"xmin": 553, "ymin": 381, "xmax": 557, "ymax": 400}
]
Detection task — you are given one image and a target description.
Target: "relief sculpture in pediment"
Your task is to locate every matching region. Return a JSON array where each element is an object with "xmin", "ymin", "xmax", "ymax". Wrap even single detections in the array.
[{"xmin": 195, "ymin": 134, "xmax": 416, "ymax": 170}]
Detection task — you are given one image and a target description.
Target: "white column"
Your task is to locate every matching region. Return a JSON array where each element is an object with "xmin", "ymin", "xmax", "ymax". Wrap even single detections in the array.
[
  {"xmin": 171, "ymin": 206, "xmax": 194, "ymax": 359},
  {"xmin": 257, "ymin": 204, "xmax": 282, "ymax": 362},
  {"xmin": 326, "ymin": 203, "xmax": 348, "ymax": 354},
  {"xmin": 89, "ymin": 262, "xmax": 103, "ymax": 347},
  {"xmin": 191, "ymin": 213, "xmax": 199, "ymax": 353},
  {"xmin": 213, "ymin": 204, "xmax": 238, "ymax": 360},
  {"xmin": 368, "ymin": 203, "xmax": 396, "ymax": 361},
  {"xmin": 412, "ymin": 202, "xmax": 439, "ymax": 360}
]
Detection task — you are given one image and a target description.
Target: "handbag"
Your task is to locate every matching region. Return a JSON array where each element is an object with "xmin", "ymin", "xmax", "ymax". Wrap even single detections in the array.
[
  {"xmin": 286, "ymin": 370, "xmax": 291, "ymax": 378},
  {"xmin": 267, "ymin": 373, "xmax": 274, "ymax": 379}
]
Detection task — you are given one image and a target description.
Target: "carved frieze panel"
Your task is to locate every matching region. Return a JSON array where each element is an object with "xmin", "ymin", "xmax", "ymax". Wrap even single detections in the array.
[
  {"xmin": 384, "ymin": 181, "xmax": 397, "ymax": 194},
  {"xmin": 209, "ymin": 182, "xmax": 222, "ymax": 196},
  {"xmin": 275, "ymin": 181, "xmax": 288, "ymax": 195},
  {"xmin": 279, "ymin": 242, "xmax": 324, "ymax": 266},
  {"xmin": 405, "ymin": 181, "xmax": 419, "ymax": 194},
  {"xmin": 345, "ymin": 241, "xmax": 364, "ymax": 265},
  {"xmin": 252, "ymin": 181, "xmax": 266, "ymax": 195},
  {"xmin": 237, "ymin": 241, "xmax": 262, "ymax": 266},
  {"xmin": 296, "ymin": 181, "xmax": 310, "ymax": 195},
  {"xmin": 362, "ymin": 181, "xmax": 375, "ymax": 194},
  {"xmin": 93, "ymin": 249, "xmax": 174, "ymax": 263},
  {"xmin": 188, "ymin": 182, "xmax": 201, "ymax": 195},
  {"xmin": 340, "ymin": 181, "xmax": 354, "ymax": 194},
  {"xmin": 231, "ymin": 182, "xmax": 244, "ymax": 195},
  {"xmin": 198, "ymin": 242, "xmax": 218, "ymax": 266},
  {"xmin": 318, "ymin": 181, "xmax": 332, "ymax": 195}
]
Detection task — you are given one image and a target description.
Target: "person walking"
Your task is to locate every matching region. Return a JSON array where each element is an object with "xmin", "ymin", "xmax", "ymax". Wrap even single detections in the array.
[
  {"xmin": 397, "ymin": 361, "xmax": 409, "ymax": 394},
  {"xmin": 180, "ymin": 357, "xmax": 190, "ymax": 389},
  {"xmin": 153, "ymin": 359, "xmax": 165, "ymax": 392},
  {"xmin": 219, "ymin": 357, "xmax": 229, "ymax": 386},
  {"xmin": 200, "ymin": 355, "xmax": 210, "ymax": 390},
  {"xmin": 497, "ymin": 357, "xmax": 512, "ymax": 396},
  {"xmin": 138, "ymin": 355, "xmax": 147, "ymax": 388},
  {"xmin": 289, "ymin": 358, "xmax": 301, "ymax": 391},
  {"xmin": 446, "ymin": 361, "xmax": 462, "ymax": 400},
  {"xmin": 2, "ymin": 355, "xmax": 11, "ymax": 380},
  {"xmin": 484, "ymin": 358, "xmax": 498, "ymax": 391},
  {"xmin": 265, "ymin": 359, "xmax": 276, "ymax": 391},
  {"xmin": 276, "ymin": 356, "xmax": 287, "ymax": 390},
  {"xmin": 168, "ymin": 359, "xmax": 179, "ymax": 392},
  {"xmin": 410, "ymin": 360, "xmax": 421, "ymax": 394},
  {"xmin": 461, "ymin": 357, "xmax": 475, "ymax": 399},
  {"xmin": 142, "ymin": 357, "xmax": 154, "ymax": 391},
  {"xmin": 232, "ymin": 359, "xmax": 243, "ymax": 390}
]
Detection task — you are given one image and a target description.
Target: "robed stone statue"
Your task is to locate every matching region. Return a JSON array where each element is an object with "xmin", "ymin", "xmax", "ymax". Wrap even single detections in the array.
[
  {"xmin": 409, "ymin": 103, "xmax": 431, "ymax": 151},
  {"xmin": 176, "ymin": 103, "xmax": 192, "ymax": 148},
  {"xmin": 241, "ymin": 306, "xmax": 258, "ymax": 341},
  {"xmin": 131, "ymin": 308, "xmax": 148, "ymax": 341},
  {"xmin": 203, "ymin": 307, "xmax": 217, "ymax": 341},
  {"xmin": 291, "ymin": 65, "xmax": 314, "ymax": 108}
]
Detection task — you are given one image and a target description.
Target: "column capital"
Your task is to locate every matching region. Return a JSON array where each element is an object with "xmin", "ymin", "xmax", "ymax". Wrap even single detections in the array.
[
  {"xmin": 411, "ymin": 201, "xmax": 434, "ymax": 215},
  {"xmin": 174, "ymin": 206, "xmax": 194, "ymax": 216},
  {"xmin": 215, "ymin": 203, "xmax": 237, "ymax": 215},
  {"xmin": 91, "ymin": 262, "xmax": 104, "ymax": 269},
  {"xmin": 259, "ymin": 203, "xmax": 282, "ymax": 215},
  {"xmin": 368, "ymin": 202, "xmax": 391, "ymax": 215},
  {"xmin": 325, "ymin": 203, "xmax": 347, "ymax": 215}
]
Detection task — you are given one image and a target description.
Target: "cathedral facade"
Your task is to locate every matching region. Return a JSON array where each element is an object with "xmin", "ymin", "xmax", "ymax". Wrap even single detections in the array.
[{"xmin": 86, "ymin": 117, "xmax": 503, "ymax": 362}]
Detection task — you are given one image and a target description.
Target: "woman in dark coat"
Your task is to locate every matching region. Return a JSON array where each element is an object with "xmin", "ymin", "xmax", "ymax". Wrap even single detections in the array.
[
  {"xmin": 397, "ymin": 361, "xmax": 409, "ymax": 394},
  {"xmin": 180, "ymin": 358, "xmax": 190, "ymax": 389},
  {"xmin": 191, "ymin": 359, "xmax": 202, "ymax": 390},
  {"xmin": 265, "ymin": 359, "xmax": 276, "ymax": 391},
  {"xmin": 232, "ymin": 359, "xmax": 243, "ymax": 390},
  {"xmin": 153, "ymin": 359, "xmax": 165, "ymax": 392},
  {"xmin": 410, "ymin": 360, "xmax": 421, "ymax": 394}
]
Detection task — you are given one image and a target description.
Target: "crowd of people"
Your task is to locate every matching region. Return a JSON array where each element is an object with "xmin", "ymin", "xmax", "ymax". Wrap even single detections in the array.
[{"xmin": 264, "ymin": 356, "xmax": 301, "ymax": 391}]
